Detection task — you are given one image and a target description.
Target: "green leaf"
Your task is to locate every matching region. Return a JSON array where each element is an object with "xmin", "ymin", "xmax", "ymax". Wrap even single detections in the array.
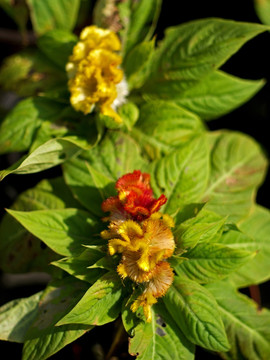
[
  {"xmin": 0, "ymin": 97, "xmax": 65, "ymax": 154},
  {"xmin": 0, "ymin": 177, "xmax": 80, "ymax": 273},
  {"xmin": 0, "ymin": 138, "xmax": 82, "ymax": 180},
  {"xmin": 6, "ymin": 208, "xmax": 100, "ymax": 256},
  {"xmin": 142, "ymin": 18, "xmax": 269, "ymax": 95},
  {"xmin": 174, "ymin": 70, "xmax": 265, "ymax": 120},
  {"xmin": 255, "ymin": 0, "xmax": 270, "ymax": 25},
  {"xmin": 119, "ymin": 102, "xmax": 139, "ymax": 131},
  {"xmin": 26, "ymin": 0, "xmax": 81, "ymax": 36},
  {"xmin": 129, "ymin": 305, "xmax": 195, "ymax": 360},
  {"xmin": 51, "ymin": 247, "xmax": 108, "ymax": 283},
  {"xmin": 118, "ymin": 0, "xmax": 162, "ymax": 56},
  {"xmin": 57, "ymin": 271, "xmax": 124, "ymax": 326},
  {"xmin": 163, "ymin": 276, "xmax": 229, "ymax": 352},
  {"xmin": 37, "ymin": 29, "xmax": 78, "ymax": 69},
  {"xmin": 23, "ymin": 277, "xmax": 92, "ymax": 360},
  {"xmin": 29, "ymin": 112, "xmax": 100, "ymax": 152},
  {"xmin": 202, "ymin": 131, "xmax": 267, "ymax": 222},
  {"xmin": 150, "ymin": 135, "xmax": 209, "ymax": 215},
  {"xmin": 124, "ymin": 40, "xmax": 155, "ymax": 89},
  {"xmin": 206, "ymin": 280, "xmax": 270, "ymax": 360},
  {"xmin": 173, "ymin": 209, "xmax": 225, "ymax": 249},
  {"xmin": 0, "ymin": 50, "xmax": 66, "ymax": 97},
  {"xmin": 131, "ymin": 101, "xmax": 204, "ymax": 159},
  {"xmin": 0, "ymin": 292, "xmax": 42, "ymax": 343},
  {"xmin": 221, "ymin": 205, "xmax": 270, "ymax": 288},
  {"xmin": 63, "ymin": 131, "xmax": 147, "ymax": 216},
  {"xmin": 174, "ymin": 243, "xmax": 254, "ymax": 284}
]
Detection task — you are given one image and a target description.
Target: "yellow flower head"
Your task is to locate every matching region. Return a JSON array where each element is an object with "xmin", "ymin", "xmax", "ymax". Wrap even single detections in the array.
[{"xmin": 66, "ymin": 25, "xmax": 126, "ymax": 123}]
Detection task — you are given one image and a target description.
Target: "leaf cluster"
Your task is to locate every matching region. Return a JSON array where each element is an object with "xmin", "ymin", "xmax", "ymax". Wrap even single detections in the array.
[{"xmin": 0, "ymin": 1, "xmax": 270, "ymax": 359}]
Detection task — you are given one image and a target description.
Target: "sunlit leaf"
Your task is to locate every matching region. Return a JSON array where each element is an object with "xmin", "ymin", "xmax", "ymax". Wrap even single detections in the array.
[{"xmin": 163, "ymin": 276, "xmax": 229, "ymax": 352}]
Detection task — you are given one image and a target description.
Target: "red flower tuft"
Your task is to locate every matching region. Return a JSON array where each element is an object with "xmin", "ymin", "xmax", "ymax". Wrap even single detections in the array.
[{"xmin": 101, "ymin": 170, "xmax": 167, "ymax": 221}]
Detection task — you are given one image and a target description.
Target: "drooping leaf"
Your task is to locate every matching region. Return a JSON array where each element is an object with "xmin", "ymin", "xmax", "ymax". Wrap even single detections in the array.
[
  {"xmin": 142, "ymin": 18, "xmax": 269, "ymax": 95},
  {"xmin": 150, "ymin": 135, "xmax": 209, "ymax": 215},
  {"xmin": 22, "ymin": 277, "xmax": 92, "ymax": 360},
  {"xmin": 63, "ymin": 131, "xmax": 147, "ymax": 216},
  {"xmin": 0, "ymin": 138, "xmax": 82, "ymax": 180},
  {"xmin": 202, "ymin": 131, "xmax": 267, "ymax": 222},
  {"xmin": 57, "ymin": 272, "xmax": 124, "ymax": 326},
  {"xmin": 207, "ymin": 280, "xmax": 270, "ymax": 360},
  {"xmin": 26, "ymin": 0, "xmax": 81, "ymax": 36},
  {"xmin": 0, "ymin": 177, "xmax": 81, "ymax": 273},
  {"xmin": 220, "ymin": 205, "xmax": 270, "ymax": 287},
  {"xmin": 254, "ymin": 0, "xmax": 270, "ymax": 25},
  {"xmin": 131, "ymin": 101, "xmax": 204, "ymax": 159},
  {"xmin": 0, "ymin": 97, "xmax": 65, "ymax": 154},
  {"xmin": 174, "ymin": 243, "xmax": 254, "ymax": 284},
  {"xmin": 163, "ymin": 276, "xmax": 229, "ymax": 352},
  {"xmin": 0, "ymin": 292, "xmax": 42, "ymax": 343},
  {"xmin": 6, "ymin": 208, "xmax": 101, "ymax": 256},
  {"xmin": 51, "ymin": 247, "xmax": 108, "ymax": 283},
  {"xmin": 174, "ymin": 70, "xmax": 265, "ymax": 120},
  {"xmin": 37, "ymin": 29, "xmax": 78, "ymax": 69},
  {"xmin": 129, "ymin": 305, "xmax": 195, "ymax": 360}
]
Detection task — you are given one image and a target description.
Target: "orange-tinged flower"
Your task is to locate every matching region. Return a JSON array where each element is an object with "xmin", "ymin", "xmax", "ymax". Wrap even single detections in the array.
[
  {"xmin": 66, "ymin": 25, "xmax": 127, "ymax": 123},
  {"xmin": 102, "ymin": 170, "xmax": 167, "ymax": 221},
  {"xmin": 101, "ymin": 171, "xmax": 175, "ymax": 322},
  {"xmin": 130, "ymin": 262, "xmax": 174, "ymax": 321}
]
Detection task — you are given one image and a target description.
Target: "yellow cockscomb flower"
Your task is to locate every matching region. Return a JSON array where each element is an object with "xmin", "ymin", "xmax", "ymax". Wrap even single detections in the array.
[{"xmin": 66, "ymin": 25, "xmax": 127, "ymax": 123}]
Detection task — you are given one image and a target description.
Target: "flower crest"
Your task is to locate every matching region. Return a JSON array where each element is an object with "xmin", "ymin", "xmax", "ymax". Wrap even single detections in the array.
[
  {"xmin": 101, "ymin": 170, "xmax": 175, "ymax": 321},
  {"xmin": 66, "ymin": 25, "xmax": 127, "ymax": 123}
]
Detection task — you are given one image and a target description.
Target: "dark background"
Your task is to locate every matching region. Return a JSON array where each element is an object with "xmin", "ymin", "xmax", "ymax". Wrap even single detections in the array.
[{"xmin": 0, "ymin": 0, "xmax": 269, "ymax": 359}]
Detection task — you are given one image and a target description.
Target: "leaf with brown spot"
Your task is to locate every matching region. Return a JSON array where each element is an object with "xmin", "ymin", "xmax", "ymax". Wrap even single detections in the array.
[{"xmin": 202, "ymin": 131, "xmax": 267, "ymax": 222}]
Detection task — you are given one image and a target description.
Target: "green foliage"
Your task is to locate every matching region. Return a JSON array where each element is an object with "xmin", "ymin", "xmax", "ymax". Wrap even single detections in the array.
[
  {"xmin": 22, "ymin": 277, "xmax": 92, "ymax": 360},
  {"xmin": 63, "ymin": 131, "xmax": 147, "ymax": 216},
  {"xmin": 0, "ymin": 292, "xmax": 42, "ymax": 343},
  {"xmin": 0, "ymin": 177, "xmax": 80, "ymax": 273},
  {"xmin": 37, "ymin": 30, "xmax": 78, "ymax": 69},
  {"xmin": 26, "ymin": 0, "xmax": 81, "ymax": 36},
  {"xmin": 207, "ymin": 281, "xmax": 270, "ymax": 360},
  {"xmin": 203, "ymin": 131, "xmax": 267, "ymax": 222},
  {"xmin": 254, "ymin": 0, "xmax": 270, "ymax": 25},
  {"xmin": 7, "ymin": 208, "xmax": 100, "ymax": 256},
  {"xmin": 174, "ymin": 70, "xmax": 266, "ymax": 120},
  {"xmin": 140, "ymin": 18, "xmax": 268, "ymax": 119},
  {"xmin": 0, "ymin": 50, "xmax": 66, "ymax": 97},
  {"xmin": 163, "ymin": 276, "xmax": 230, "ymax": 352},
  {"xmin": 0, "ymin": 98, "xmax": 65, "ymax": 154},
  {"xmin": 129, "ymin": 305, "xmax": 195, "ymax": 360},
  {"xmin": 1, "ymin": 2, "xmax": 270, "ymax": 359},
  {"xmin": 132, "ymin": 101, "xmax": 204, "ymax": 158},
  {"xmin": 57, "ymin": 272, "xmax": 125, "ymax": 326},
  {"xmin": 221, "ymin": 206, "xmax": 270, "ymax": 287},
  {"xmin": 150, "ymin": 135, "xmax": 209, "ymax": 214}
]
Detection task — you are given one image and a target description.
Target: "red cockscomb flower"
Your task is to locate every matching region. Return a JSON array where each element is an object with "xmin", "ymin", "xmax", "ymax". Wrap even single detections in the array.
[{"xmin": 102, "ymin": 170, "xmax": 167, "ymax": 222}]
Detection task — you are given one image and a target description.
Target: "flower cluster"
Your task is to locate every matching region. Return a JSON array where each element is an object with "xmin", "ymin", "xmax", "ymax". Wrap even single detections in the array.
[
  {"xmin": 101, "ymin": 170, "xmax": 175, "ymax": 321},
  {"xmin": 66, "ymin": 26, "xmax": 127, "ymax": 123}
]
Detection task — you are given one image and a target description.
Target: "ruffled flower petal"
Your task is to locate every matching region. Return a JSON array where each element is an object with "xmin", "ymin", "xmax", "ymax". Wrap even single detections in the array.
[{"xmin": 66, "ymin": 25, "xmax": 126, "ymax": 122}]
